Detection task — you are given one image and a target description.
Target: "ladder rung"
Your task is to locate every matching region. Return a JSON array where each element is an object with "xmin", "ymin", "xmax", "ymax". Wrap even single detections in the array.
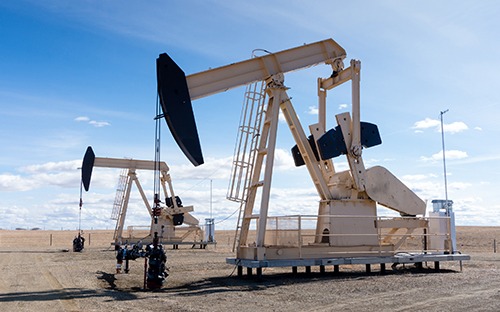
[
  {"xmin": 243, "ymin": 214, "xmax": 260, "ymax": 219},
  {"xmin": 250, "ymin": 181, "xmax": 264, "ymax": 188}
]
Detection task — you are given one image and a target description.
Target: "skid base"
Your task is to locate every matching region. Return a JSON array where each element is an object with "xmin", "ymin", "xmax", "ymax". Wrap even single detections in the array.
[{"xmin": 226, "ymin": 253, "xmax": 470, "ymax": 277}]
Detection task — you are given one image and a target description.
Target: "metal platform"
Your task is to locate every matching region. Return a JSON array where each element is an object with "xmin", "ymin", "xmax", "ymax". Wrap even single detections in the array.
[
  {"xmin": 226, "ymin": 253, "xmax": 470, "ymax": 276},
  {"xmin": 114, "ymin": 239, "xmax": 216, "ymax": 249}
]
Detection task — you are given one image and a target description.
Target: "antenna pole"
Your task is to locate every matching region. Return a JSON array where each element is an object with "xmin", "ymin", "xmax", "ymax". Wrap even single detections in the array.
[
  {"xmin": 440, "ymin": 109, "xmax": 449, "ymax": 207},
  {"xmin": 210, "ymin": 179, "xmax": 213, "ymax": 219}
]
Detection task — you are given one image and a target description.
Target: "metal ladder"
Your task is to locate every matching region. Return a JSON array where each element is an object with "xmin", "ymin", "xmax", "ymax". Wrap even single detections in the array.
[
  {"xmin": 227, "ymin": 80, "xmax": 267, "ymax": 251},
  {"xmin": 111, "ymin": 169, "xmax": 128, "ymax": 220}
]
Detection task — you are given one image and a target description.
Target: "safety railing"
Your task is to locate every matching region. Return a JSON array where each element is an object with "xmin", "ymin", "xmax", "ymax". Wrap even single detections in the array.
[{"xmin": 245, "ymin": 214, "xmax": 455, "ymax": 257}]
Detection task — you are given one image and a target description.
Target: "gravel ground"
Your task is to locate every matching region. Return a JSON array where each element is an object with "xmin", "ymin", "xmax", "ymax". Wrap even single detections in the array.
[{"xmin": 1, "ymin": 227, "xmax": 500, "ymax": 312}]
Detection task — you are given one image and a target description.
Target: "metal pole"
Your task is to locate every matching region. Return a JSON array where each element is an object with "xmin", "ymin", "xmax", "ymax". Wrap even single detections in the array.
[
  {"xmin": 440, "ymin": 109, "xmax": 449, "ymax": 208},
  {"xmin": 79, "ymin": 181, "xmax": 83, "ymax": 232},
  {"xmin": 210, "ymin": 179, "xmax": 213, "ymax": 219}
]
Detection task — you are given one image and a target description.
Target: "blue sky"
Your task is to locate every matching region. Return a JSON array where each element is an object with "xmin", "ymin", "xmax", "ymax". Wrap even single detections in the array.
[{"xmin": 1, "ymin": 1, "xmax": 499, "ymax": 231}]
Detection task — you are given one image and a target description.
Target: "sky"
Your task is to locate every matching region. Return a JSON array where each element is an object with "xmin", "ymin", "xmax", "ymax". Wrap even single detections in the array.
[{"xmin": 1, "ymin": 1, "xmax": 499, "ymax": 232}]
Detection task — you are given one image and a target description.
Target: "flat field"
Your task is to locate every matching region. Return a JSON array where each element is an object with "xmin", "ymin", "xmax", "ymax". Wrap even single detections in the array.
[{"xmin": 1, "ymin": 227, "xmax": 500, "ymax": 312}]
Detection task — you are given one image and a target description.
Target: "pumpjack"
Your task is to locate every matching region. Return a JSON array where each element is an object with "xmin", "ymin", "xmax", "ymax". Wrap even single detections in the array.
[
  {"xmin": 156, "ymin": 38, "xmax": 469, "ymax": 275},
  {"xmin": 80, "ymin": 146, "xmax": 207, "ymax": 248},
  {"xmin": 80, "ymin": 147, "xmax": 203, "ymax": 289}
]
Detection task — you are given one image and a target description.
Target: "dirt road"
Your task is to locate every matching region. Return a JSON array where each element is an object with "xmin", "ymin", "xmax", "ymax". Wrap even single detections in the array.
[{"xmin": 1, "ymin": 228, "xmax": 499, "ymax": 311}]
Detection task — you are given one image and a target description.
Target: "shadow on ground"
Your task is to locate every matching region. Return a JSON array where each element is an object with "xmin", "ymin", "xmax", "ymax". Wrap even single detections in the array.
[
  {"xmin": 155, "ymin": 266, "xmax": 457, "ymax": 297},
  {"xmin": 93, "ymin": 264, "xmax": 458, "ymax": 297},
  {"xmin": 0, "ymin": 288, "xmax": 140, "ymax": 303}
]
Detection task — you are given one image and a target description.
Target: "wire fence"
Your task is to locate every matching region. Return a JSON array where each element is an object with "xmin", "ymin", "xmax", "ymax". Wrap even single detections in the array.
[{"xmin": 0, "ymin": 230, "xmax": 114, "ymax": 248}]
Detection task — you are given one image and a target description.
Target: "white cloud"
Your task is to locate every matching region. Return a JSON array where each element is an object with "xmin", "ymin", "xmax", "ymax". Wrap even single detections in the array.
[
  {"xmin": 32, "ymin": 172, "xmax": 81, "ymax": 188},
  {"xmin": 449, "ymin": 181, "xmax": 471, "ymax": 191},
  {"xmin": 307, "ymin": 106, "xmax": 318, "ymax": 115},
  {"xmin": 397, "ymin": 173, "xmax": 445, "ymax": 204},
  {"xmin": 443, "ymin": 150, "xmax": 469, "ymax": 160},
  {"xmin": 443, "ymin": 121, "xmax": 468, "ymax": 134},
  {"xmin": 172, "ymin": 156, "xmax": 233, "ymax": 180},
  {"xmin": 0, "ymin": 206, "xmax": 32, "ymax": 229},
  {"xmin": 278, "ymin": 110, "xmax": 286, "ymax": 123},
  {"xmin": 21, "ymin": 160, "xmax": 81, "ymax": 173},
  {"xmin": 450, "ymin": 197, "xmax": 500, "ymax": 226},
  {"xmin": 413, "ymin": 118, "xmax": 468, "ymax": 134},
  {"xmin": 401, "ymin": 173, "xmax": 438, "ymax": 181},
  {"xmin": 413, "ymin": 118, "xmax": 440, "ymax": 130},
  {"xmin": 474, "ymin": 126, "xmax": 482, "ymax": 131},
  {"xmin": 0, "ymin": 174, "xmax": 38, "ymax": 191},
  {"xmin": 1, "ymin": 160, "xmax": 90, "ymax": 192},
  {"xmin": 89, "ymin": 120, "xmax": 111, "ymax": 127},
  {"xmin": 0, "ymin": 170, "xmax": 80, "ymax": 192},
  {"xmin": 449, "ymin": 154, "xmax": 500, "ymax": 165},
  {"xmin": 75, "ymin": 116, "xmax": 90, "ymax": 122},
  {"xmin": 420, "ymin": 150, "xmax": 468, "ymax": 162},
  {"xmin": 75, "ymin": 116, "xmax": 111, "ymax": 127},
  {"xmin": 274, "ymin": 148, "xmax": 296, "ymax": 171},
  {"xmin": 338, "ymin": 103, "xmax": 348, "ymax": 110},
  {"xmin": 171, "ymin": 150, "xmax": 295, "ymax": 182}
]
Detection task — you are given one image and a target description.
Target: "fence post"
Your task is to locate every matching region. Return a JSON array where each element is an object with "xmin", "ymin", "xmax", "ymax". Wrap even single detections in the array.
[
  {"xmin": 494, "ymin": 239, "xmax": 497, "ymax": 253},
  {"xmin": 50, "ymin": 233, "xmax": 53, "ymax": 246}
]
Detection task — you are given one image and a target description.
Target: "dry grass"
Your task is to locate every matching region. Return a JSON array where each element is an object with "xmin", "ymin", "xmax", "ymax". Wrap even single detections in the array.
[{"xmin": 1, "ymin": 227, "xmax": 500, "ymax": 311}]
